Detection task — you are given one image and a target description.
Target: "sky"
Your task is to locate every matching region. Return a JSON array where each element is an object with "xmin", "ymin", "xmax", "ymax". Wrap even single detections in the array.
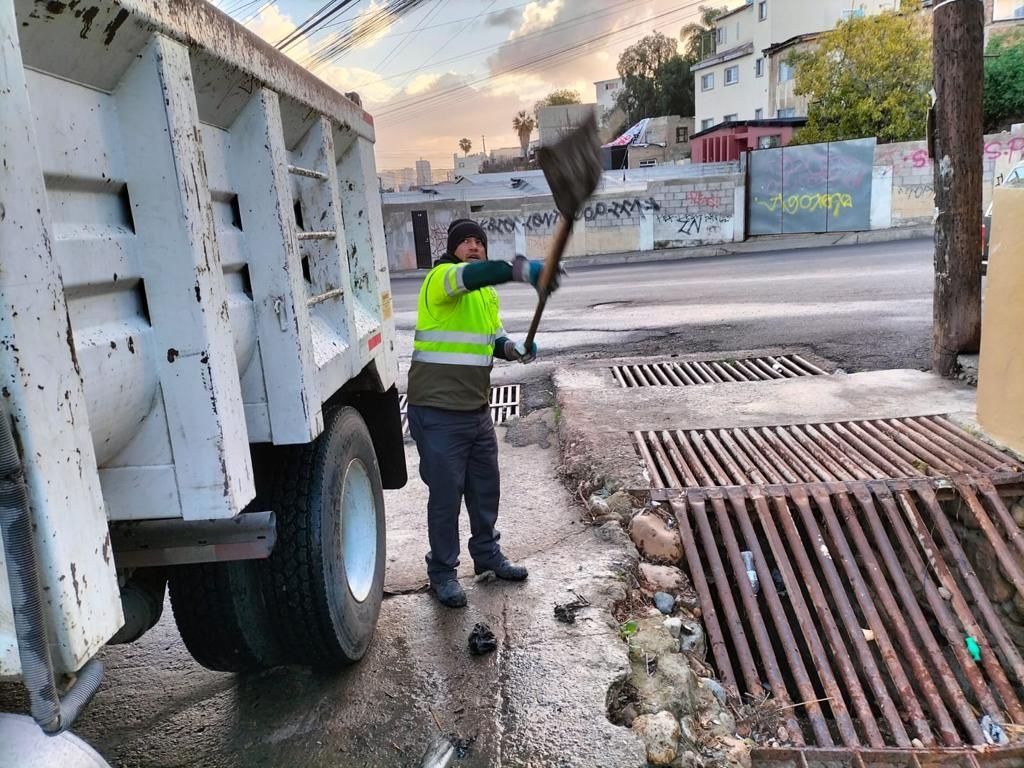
[{"xmin": 223, "ymin": 0, "xmax": 719, "ymax": 171}]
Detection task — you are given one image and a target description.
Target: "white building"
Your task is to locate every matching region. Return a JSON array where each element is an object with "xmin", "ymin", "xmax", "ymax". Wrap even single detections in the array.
[
  {"xmin": 594, "ymin": 77, "xmax": 624, "ymax": 120},
  {"xmin": 692, "ymin": 0, "xmax": 899, "ymax": 132},
  {"xmin": 453, "ymin": 152, "xmax": 485, "ymax": 177},
  {"xmin": 415, "ymin": 159, "xmax": 431, "ymax": 187}
]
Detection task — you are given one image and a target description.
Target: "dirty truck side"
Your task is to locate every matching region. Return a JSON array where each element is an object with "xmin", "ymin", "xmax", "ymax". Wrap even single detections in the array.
[{"xmin": 0, "ymin": 0, "xmax": 406, "ymax": 734}]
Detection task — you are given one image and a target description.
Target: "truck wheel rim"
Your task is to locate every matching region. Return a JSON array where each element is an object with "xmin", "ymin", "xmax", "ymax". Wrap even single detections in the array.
[{"xmin": 341, "ymin": 458, "xmax": 377, "ymax": 603}]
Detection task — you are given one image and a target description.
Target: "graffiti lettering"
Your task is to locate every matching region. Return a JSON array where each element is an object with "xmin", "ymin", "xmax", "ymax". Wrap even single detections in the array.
[
  {"xmin": 476, "ymin": 197, "xmax": 662, "ymax": 235},
  {"xmin": 900, "ymin": 137, "xmax": 1024, "ymax": 171},
  {"xmin": 755, "ymin": 192, "xmax": 854, "ymax": 217},
  {"xmin": 896, "ymin": 185, "xmax": 933, "ymax": 200},
  {"xmin": 687, "ymin": 191, "xmax": 719, "ymax": 209},
  {"xmin": 659, "ymin": 213, "xmax": 732, "ymax": 237}
]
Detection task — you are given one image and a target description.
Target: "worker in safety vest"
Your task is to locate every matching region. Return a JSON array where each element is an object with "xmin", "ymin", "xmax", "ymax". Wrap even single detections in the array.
[{"xmin": 406, "ymin": 218, "xmax": 559, "ymax": 608}]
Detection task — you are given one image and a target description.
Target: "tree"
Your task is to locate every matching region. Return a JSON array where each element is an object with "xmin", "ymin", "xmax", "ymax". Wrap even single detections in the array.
[
  {"xmin": 680, "ymin": 5, "xmax": 726, "ymax": 61},
  {"xmin": 458, "ymin": 137, "xmax": 472, "ymax": 156},
  {"xmin": 533, "ymin": 88, "xmax": 582, "ymax": 121},
  {"xmin": 613, "ymin": 32, "xmax": 694, "ymax": 126},
  {"xmin": 984, "ymin": 30, "xmax": 1024, "ymax": 132},
  {"xmin": 512, "ymin": 110, "xmax": 536, "ymax": 158},
  {"xmin": 788, "ymin": 6, "xmax": 932, "ymax": 145}
]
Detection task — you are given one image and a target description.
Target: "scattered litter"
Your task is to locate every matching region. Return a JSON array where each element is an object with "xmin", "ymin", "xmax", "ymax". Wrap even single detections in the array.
[
  {"xmin": 446, "ymin": 733, "xmax": 477, "ymax": 759},
  {"xmin": 966, "ymin": 636, "xmax": 982, "ymax": 662},
  {"xmin": 741, "ymin": 551, "xmax": 759, "ymax": 595},
  {"xmin": 473, "ymin": 570, "xmax": 497, "ymax": 584},
  {"xmin": 771, "ymin": 568, "xmax": 786, "ymax": 595},
  {"xmin": 553, "ymin": 592, "xmax": 590, "ymax": 624},
  {"xmin": 939, "ymin": 586, "xmax": 953, "ymax": 600},
  {"xmin": 911, "ymin": 738, "xmax": 924, "ymax": 749},
  {"xmin": 678, "ymin": 619, "xmax": 706, "ymax": 657},
  {"xmin": 468, "ymin": 623, "xmax": 497, "ymax": 655},
  {"xmin": 981, "ymin": 715, "xmax": 1009, "ymax": 745},
  {"xmin": 653, "ymin": 591, "xmax": 675, "ymax": 615},
  {"xmin": 419, "ymin": 734, "xmax": 454, "ymax": 768},
  {"xmin": 700, "ymin": 677, "xmax": 728, "ymax": 705},
  {"xmin": 862, "ymin": 628, "xmax": 875, "ymax": 642}
]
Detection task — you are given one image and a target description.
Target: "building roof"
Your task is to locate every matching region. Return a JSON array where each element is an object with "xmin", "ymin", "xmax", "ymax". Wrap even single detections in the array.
[
  {"xmin": 690, "ymin": 117, "xmax": 807, "ymax": 141},
  {"xmin": 763, "ymin": 32, "xmax": 823, "ymax": 58},
  {"xmin": 714, "ymin": 1, "xmax": 753, "ymax": 23},
  {"xmin": 691, "ymin": 42, "xmax": 755, "ymax": 72},
  {"xmin": 594, "ymin": 77, "xmax": 622, "ymax": 86}
]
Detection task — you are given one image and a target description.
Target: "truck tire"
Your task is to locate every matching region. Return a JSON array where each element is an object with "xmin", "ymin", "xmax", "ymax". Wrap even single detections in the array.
[
  {"xmin": 168, "ymin": 558, "xmax": 282, "ymax": 672},
  {"xmin": 261, "ymin": 405, "xmax": 386, "ymax": 667}
]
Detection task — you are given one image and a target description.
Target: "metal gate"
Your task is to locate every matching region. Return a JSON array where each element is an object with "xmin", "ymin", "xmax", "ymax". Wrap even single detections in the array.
[
  {"xmin": 411, "ymin": 210, "xmax": 432, "ymax": 269},
  {"xmin": 747, "ymin": 138, "xmax": 876, "ymax": 236}
]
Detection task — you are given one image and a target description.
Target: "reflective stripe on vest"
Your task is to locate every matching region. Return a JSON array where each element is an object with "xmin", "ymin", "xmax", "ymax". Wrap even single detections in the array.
[{"xmin": 413, "ymin": 263, "xmax": 502, "ymax": 368}]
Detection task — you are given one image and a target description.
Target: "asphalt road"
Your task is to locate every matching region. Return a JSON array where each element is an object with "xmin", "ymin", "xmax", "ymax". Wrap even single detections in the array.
[{"xmin": 391, "ymin": 238, "xmax": 936, "ymax": 372}]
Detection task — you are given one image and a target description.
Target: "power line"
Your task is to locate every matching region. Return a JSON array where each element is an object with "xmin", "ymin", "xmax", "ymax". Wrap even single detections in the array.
[{"xmin": 371, "ymin": 0, "xmax": 446, "ymax": 74}]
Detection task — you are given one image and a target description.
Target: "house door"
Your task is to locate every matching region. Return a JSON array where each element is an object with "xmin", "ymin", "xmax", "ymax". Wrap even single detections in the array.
[{"xmin": 411, "ymin": 210, "xmax": 432, "ymax": 269}]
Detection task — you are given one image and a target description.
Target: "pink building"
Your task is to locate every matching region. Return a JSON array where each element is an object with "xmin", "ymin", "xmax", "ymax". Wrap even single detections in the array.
[{"xmin": 691, "ymin": 119, "xmax": 806, "ymax": 163}]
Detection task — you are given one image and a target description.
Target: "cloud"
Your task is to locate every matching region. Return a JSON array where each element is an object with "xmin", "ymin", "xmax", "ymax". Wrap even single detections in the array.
[
  {"xmin": 485, "ymin": 8, "xmax": 521, "ymax": 28},
  {"xmin": 512, "ymin": 0, "xmax": 563, "ymax": 37},
  {"xmin": 405, "ymin": 72, "xmax": 443, "ymax": 95}
]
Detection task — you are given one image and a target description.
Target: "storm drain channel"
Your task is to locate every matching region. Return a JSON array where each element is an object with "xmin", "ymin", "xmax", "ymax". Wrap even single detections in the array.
[
  {"xmin": 633, "ymin": 416, "xmax": 1024, "ymax": 765},
  {"xmin": 612, "ymin": 354, "xmax": 829, "ymax": 387},
  {"xmin": 398, "ymin": 384, "xmax": 520, "ymax": 435}
]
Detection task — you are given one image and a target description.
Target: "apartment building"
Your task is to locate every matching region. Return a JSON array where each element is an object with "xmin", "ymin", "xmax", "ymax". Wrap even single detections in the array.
[
  {"xmin": 594, "ymin": 77, "xmax": 624, "ymax": 121},
  {"xmin": 692, "ymin": 0, "xmax": 898, "ymax": 131}
]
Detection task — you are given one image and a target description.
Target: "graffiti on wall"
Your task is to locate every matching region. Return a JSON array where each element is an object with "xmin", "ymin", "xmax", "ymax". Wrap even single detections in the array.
[
  {"xmin": 476, "ymin": 197, "xmax": 662, "ymax": 235},
  {"xmin": 665, "ymin": 213, "xmax": 733, "ymax": 237},
  {"xmin": 687, "ymin": 191, "xmax": 719, "ymax": 209},
  {"xmin": 428, "ymin": 224, "xmax": 448, "ymax": 258},
  {"xmin": 748, "ymin": 138, "xmax": 875, "ymax": 235},
  {"xmin": 901, "ymin": 136, "xmax": 1024, "ymax": 171}
]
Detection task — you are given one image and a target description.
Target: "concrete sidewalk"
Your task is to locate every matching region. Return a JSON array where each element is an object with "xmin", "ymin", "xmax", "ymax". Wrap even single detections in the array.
[
  {"xmin": 553, "ymin": 349, "xmax": 995, "ymax": 494},
  {"xmin": 389, "ymin": 225, "xmax": 933, "ymax": 278}
]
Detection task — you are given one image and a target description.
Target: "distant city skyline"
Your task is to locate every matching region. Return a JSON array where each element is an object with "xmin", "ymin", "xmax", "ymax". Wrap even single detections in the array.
[{"xmin": 228, "ymin": 0, "xmax": 724, "ymax": 169}]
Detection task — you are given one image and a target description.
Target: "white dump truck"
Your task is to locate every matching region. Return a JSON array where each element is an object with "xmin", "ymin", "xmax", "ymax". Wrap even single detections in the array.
[{"xmin": 0, "ymin": 0, "xmax": 406, "ymax": 746}]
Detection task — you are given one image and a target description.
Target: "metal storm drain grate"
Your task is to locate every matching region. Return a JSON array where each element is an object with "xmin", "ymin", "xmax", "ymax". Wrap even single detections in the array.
[
  {"xmin": 673, "ymin": 480, "xmax": 1024, "ymax": 753},
  {"xmin": 399, "ymin": 385, "xmax": 521, "ymax": 434},
  {"xmin": 612, "ymin": 355, "xmax": 828, "ymax": 387},
  {"xmin": 633, "ymin": 415, "xmax": 1024, "ymax": 762},
  {"xmin": 634, "ymin": 416, "xmax": 1021, "ymax": 488}
]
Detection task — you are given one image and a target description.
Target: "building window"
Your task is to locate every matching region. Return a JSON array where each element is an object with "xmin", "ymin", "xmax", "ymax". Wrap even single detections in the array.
[
  {"xmin": 676, "ymin": 126, "xmax": 690, "ymax": 143},
  {"xmin": 724, "ymin": 113, "xmax": 738, "ymax": 122},
  {"xmin": 777, "ymin": 107, "xmax": 796, "ymax": 118},
  {"xmin": 725, "ymin": 66, "xmax": 739, "ymax": 85},
  {"xmin": 716, "ymin": 27, "xmax": 726, "ymax": 46},
  {"xmin": 778, "ymin": 61, "xmax": 796, "ymax": 82},
  {"xmin": 638, "ymin": 159, "xmax": 658, "ymax": 167},
  {"xmin": 754, "ymin": 108, "xmax": 764, "ymax": 120},
  {"xmin": 758, "ymin": 134, "xmax": 782, "ymax": 149},
  {"xmin": 758, "ymin": 0, "xmax": 767, "ymax": 21},
  {"xmin": 701, "ymin": 118, "xmax": 715, "ymax": 131},
  {"xmin": 841, "ymin": 8, "xmax": 865, "ymax": 19},
  {"xmin": 756, "ymin": 58, "xmax": 765, "ymax": 77},
  {"xmin": 994, "ymin": 0, "xmax": 1024, "ymax": 18},
  {"xmin": 701, "ymin": 73, "xmax": 715, "ymax": 91}
]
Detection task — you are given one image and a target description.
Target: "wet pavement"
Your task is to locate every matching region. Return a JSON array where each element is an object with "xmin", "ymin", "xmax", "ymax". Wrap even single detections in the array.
[{"xmin": 0, "ymin": 425, "xmax": 646, "ymax": 767}]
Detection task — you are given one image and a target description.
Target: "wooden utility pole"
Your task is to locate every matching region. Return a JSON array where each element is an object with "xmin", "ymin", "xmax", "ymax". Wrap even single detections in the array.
[{"xmin": 931, "ymin": 0, "xmax": 985, "ymax": 376}]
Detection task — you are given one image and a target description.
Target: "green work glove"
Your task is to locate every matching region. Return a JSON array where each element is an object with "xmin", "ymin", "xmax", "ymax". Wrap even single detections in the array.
[{"xmin": 512, "ymin": 255, "xmax": 563, "ymax": 295}]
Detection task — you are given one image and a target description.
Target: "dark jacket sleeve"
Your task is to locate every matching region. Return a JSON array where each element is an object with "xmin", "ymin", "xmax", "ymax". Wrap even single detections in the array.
[{"xmin": 461, "ymin": 260, "xmax": 514, "ymax": 290}]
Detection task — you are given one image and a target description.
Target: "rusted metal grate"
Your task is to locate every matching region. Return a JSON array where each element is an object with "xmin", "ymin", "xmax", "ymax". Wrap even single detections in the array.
[
  {"xmin": 634, "ymin": 416, "xmax": 1021, "ymax": 489},
  {"xmin": 612, "ymin": 355, "xmax": 828, "ymax": 387},
  {"xmin": 399, "ymin": 384, "xmax": 521, "ymax": 434},
  {"xmin": 673, "ymin": 479, "xmax": 1024, "ymax": 752},
  {"xmin": 752, "ymin": 745, "xmax": 1024, "ymax": 767}
]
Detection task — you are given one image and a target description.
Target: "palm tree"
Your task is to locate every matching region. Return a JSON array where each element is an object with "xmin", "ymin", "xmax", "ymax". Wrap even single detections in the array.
[
  {"xmin": 459, "ymin": 137, "xmax": 472, "ymax": 156},
  {"xmin": 680, "ymin": 5, "xmax": 726, "ymax": 61},
  {"xmin": 512, "ymin": 111, "xmax": 536, "ymax": 158}
]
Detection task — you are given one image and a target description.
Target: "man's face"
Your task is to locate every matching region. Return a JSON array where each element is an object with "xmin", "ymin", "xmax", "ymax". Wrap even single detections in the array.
[{"xmin": 454, "ymin": 236, "xmax": 486, "ymax": 262}]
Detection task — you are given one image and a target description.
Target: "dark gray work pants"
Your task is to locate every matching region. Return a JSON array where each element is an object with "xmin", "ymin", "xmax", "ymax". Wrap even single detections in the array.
[{"xmin": 407, "ymin": 404, "xmax": 502, "ymax": 583}]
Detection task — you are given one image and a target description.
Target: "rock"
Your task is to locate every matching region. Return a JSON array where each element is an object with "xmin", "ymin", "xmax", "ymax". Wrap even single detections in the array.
[
  {"xmin": 620, "ymin": 703, "xmax": 638, "ymax": 727},
  {"xmin": 632, "ymin": 711, "xmax": 680, "ymax": 766},
  {"xmin": 664, "ymin": 617, "xmax": 683, "ymax": 638},
  {"xmin": 709, "ymin": 710, "xmax": 737, "ymax": 740},
  {"xmin": 1012, "ymin": 500, "xmax": 1024, "ymax": 528},
  {"xmin": 630, "ymin": 512, "xmax": 683, "ymax": 563},
  {"xmin": 675, "ymin": 754, "xmax": 705, "ymax": 768},
  {"xmin": 719, "ymin": 736, "xmax": 753, "ymax": 768},
  {"xmin": 640, "ymin": 563, "xmax": 689, "ymax": 592},
  {"xmin": 654, "ymin": 592, "xmax": 676, "ymax": 614},
  {"xmin": 588, "ymin": 493, "xmax": 610, "ymax": 516},
  {"xmin": 596, "ymin": 521, "xmax": 633, "ymax": 550},
  {"xmin": 679, "ymin": 619, "xmax": 706, "ymax": 658},
  {"xmin": 503, "ymin": 408, "xmax": 555, "ymax": 448},
  {"xmin": 631, "ymin": 652, "xmax": 699, "ymax": 719},
  {"xmin": 628, "ymin": 617, "xmax": 681, "ymax": 659},
  {"xmin": 700, "ymin": 677, "xmax": 728, "ymax": 706},
  {"xmin": 911, "ymin": 738, "xmax": 924, "ymax": 749},
  {"xmin": 678, "ymin": 714, "xmax": 697, "ymax": 747}
]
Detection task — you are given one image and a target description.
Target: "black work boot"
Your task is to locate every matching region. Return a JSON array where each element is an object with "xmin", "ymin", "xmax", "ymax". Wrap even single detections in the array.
[
  {"xmin": 431, "ymin": 579, "xmax": 467, "ymax": 608},
  {"xmin": 474, "ymin": 559, "xmax": 528, "ymax": 581}
]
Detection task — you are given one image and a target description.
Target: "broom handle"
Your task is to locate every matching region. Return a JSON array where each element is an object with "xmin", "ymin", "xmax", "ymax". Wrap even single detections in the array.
[{"xmin": 524, "ymin": 216, "xmax": 572, "ymax": 351}]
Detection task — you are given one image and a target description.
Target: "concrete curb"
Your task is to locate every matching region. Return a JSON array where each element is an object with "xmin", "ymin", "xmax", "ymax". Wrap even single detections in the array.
[{"xmin": 388, "ymin": 226, "xmax": 934, "ymax": 278}]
